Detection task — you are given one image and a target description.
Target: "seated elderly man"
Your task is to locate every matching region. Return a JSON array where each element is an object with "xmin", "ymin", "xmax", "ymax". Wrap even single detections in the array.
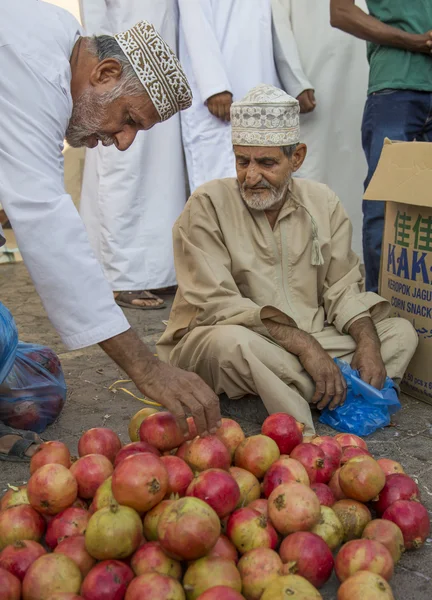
[{"xmin": 157, "ymin": 84, "xmax": 418, "ymax": 435}]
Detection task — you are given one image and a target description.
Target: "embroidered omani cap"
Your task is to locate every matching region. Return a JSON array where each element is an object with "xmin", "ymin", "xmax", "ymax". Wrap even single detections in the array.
[
  {"xmin": 115, "ymin": 20, "xmax": 192, "ymax": 121},
  {"xmin": 231, "ymin": 84, "xmax": 300, "ymax": 146}
]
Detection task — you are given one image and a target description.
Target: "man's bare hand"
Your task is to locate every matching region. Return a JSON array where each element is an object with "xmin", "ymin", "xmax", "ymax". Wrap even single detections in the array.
[
  {"xmin": 297, "ymin": 89, "xmax": 316, "ymax": 114},
  {"xmin": 138, "ymin": 361, "xmax": 222, "ymax": 437},
  {"xmin": 414, "ymin": 30, "xmax": 432, "ymax": 54},
  {"xmin": 207, "ymin": 91, "xmax": 233, "ymax": 121},
  {"xmin": 299, "ymin": 343, "xmax": 347, "ymax": 411},
  {"xmin": 351, "ymin": 344, "xmax": 387, "ymax": 390}
]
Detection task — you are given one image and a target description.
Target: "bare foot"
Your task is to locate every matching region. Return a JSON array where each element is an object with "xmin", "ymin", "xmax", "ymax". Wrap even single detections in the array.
[
  {"xmin": 114, "ymin": 291, "xmax": 164, "ymax": 309},
  {"xmin": 0, "ymin": 435, "xmax": 40, "ymax": 458}
]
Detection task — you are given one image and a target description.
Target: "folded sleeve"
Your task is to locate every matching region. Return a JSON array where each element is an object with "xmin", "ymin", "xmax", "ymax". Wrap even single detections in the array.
[
  {"xmin": 271, "ymin": 0, "xmax": 314, "ymax": 98},
  {"xmin": 178, "ymin": 0, "xmax": 232, "ymax": 102},
  {"xmin": 0, "ymin": 45, "xmax": 129, "ymax": 349},
  {"xmin": 322, "ymin": 194, "xmax": 389, "ymax": 333},
  {"xmin": 173, "ymin": 193, "xmax": 295, "ymax": 334}
]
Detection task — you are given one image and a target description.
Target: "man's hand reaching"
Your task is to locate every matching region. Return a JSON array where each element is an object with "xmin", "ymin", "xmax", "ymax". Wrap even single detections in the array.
[
  {"xmin": 297, "ymin": 89, "xmax": 316, "ymax": 113},
  {"xmin": 137, "ymin": 361, "xmax": 222, "ymax": 437},
  {"xmin": 207, "ymin": 91, "xmax": 233, "ymax": 121}
]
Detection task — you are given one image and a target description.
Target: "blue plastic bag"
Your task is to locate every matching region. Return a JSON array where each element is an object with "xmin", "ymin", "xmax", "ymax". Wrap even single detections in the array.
[
  {"xmin": 319, "ymin": 359, "xmax": 401, "ymax": 436},
  {"xmin": 0, "ymin": 303, "xmax": 67, "ymax": 433}
]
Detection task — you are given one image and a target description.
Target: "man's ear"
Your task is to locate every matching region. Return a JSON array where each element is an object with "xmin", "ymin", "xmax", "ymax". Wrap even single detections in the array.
[
  {"xmin": 89, "ymin": 58, "xmax": 123, "ymax": 87},
  {"xmin": 291, "ymin": 143, "xmax": 307, "ymax": 172}
]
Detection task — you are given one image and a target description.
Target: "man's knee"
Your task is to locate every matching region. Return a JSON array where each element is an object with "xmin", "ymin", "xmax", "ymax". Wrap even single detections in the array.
[
  {"xmin": 383, "ymin": 318, "xmax": 419, "ymax": 354},
  {"xmin": 205, "ymin": 325, "xmax": 260, "ymax": 357}
]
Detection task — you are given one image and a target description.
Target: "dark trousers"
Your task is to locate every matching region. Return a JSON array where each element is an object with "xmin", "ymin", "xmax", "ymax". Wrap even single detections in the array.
[{"xmin": 362, "ymin": 90, "xmax": 432, "ymax": 292}]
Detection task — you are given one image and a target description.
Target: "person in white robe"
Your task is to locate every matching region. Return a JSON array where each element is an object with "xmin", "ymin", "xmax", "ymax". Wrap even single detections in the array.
[
  {"xmin": 177, "ymin": 0, "xmax": 316, "ymax": 193},
  {"xmin": 271, "ymin": 0, "xmax": 369, "ymax": 257},
  {"xmin": 0, "ymin": 3, "xmax": 220, "ymax": 460},
  {"xmin": 79, "ymin": 0, "xmax": 186, "ymax": 309}
]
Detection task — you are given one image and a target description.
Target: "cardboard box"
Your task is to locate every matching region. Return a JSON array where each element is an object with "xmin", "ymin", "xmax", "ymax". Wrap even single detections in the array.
[{"xmin": 364, "ymin": 139, "xmax": 432, "ymax": 406}]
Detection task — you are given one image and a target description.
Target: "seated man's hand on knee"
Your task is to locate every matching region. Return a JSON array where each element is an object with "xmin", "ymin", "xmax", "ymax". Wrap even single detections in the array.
[{"xmin": 348, "ymin": 317, "xmax": 387, "ymax": 390}]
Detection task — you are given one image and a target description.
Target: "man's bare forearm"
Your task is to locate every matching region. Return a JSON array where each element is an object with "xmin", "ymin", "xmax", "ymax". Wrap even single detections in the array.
[
  {"xmin": 99, "ymin": 328, "xmax": 158, "ymax": 387},
  {"xmin": 330, "ymin": 0, "xmax": 431, "ymax": 53},
  {"xmin": 348, "ymin": 316, "xmax": 381, "ymax": 349},
  {"xmin": 263, "ymin": 319, "xmax": 315, "ymax": 356}
]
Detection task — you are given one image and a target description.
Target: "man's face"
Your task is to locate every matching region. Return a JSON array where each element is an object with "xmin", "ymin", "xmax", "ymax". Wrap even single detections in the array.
[
  {"xmin": 65, "ymin": 89, "xmax": 160, "ymax": 150},
  {"xmin": 234, "ymin": 145, "xmax": 305, "ymax": 211}
]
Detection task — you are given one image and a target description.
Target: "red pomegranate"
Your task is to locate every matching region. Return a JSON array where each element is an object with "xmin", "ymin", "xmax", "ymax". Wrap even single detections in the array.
[
  {"xmin": 237, "ymin": 548, "xmax": 282, "ymax": 600},
  {"xmin": 22, "ymin": 554, "xmax": 82, "ymax": 600},
  {"xmin": 183, "ymin": 557, "xmax": 242, "ymax": 600},
  {"xmin": 339, "ymin": 456, "xmax": 385, "ymax": 502},
  {"xmin": 139, "ymin": 412, "xmax": 185, "ymax": 452},
  {"xmin": 268, "ymin": 483, "xmax": 320, "ymax": 535},
  {"xmin": 263, "ymin": 457, "xmax": 310, "ymax": 498},
  {"xmin": 142, "ymin": 500, "xmax": 173, "ymax": 541},
  {"xmin": 228, "ymin": 468, "xmax": 261, "ymax": 508},
  {"xmin": 70, "ymin": 455, "xmax": 113, "ymax": 500},
  {"xmin": 290, "ymin": 443, "xmax": 334, "ymax": 484},
  {"xmin": 160, "ymin": 456, "xmax": 194, "ymax": 497},
  {"xmin": 310, "ymin": 483, "xmax": 335, "ymax": 507},
  {"xmin": 130, "ymin": 541, "xmax": 181, "ymax": 579},
  {"xmin": 261, "ymin": 413, "xmax": 303, "ymax": 455},
  {"xmin": 196, "ymin": 588, "xmax": 245, "ymax": 600},
  {"xmin": 382, "ymin": 500, "xmax": 430, "ymax": 550},
  {"xmin": 334, "ymin": 434, "xmax": 368, "ymax": 450},
  {"xmin": 227, "ymin": 507, "xmax": 278, "ymax": 554},
  {"xmin": 113, "ymin": 442, "xmax": 160, "ymax": 468},
  {"xmin": 248, "ymin": 499, "xmax": 268, "ymax": 518},
  {"xmin": 27, "ymin": 464, "xmax": 77, "ymax": 515},
  {"xmin": 261, "ymin": 574, "xmax": 322, "ymax": 600},
  {"xmin": 335, "ymin": 539, "xmax": 394, "ymax": 582},
  {"xmin": 206, "ymin": 535, "xmax": 238, "ymax": 563},
  {"xmin": 310, "ymin": 506, "xmax": 344, "ymax": 551},
  {"xmin": 340, "ymin": 446, "xmax": 372, "ymax": 465},
  {"xmin": 44, "ymin": 595, "xmax": 84, "ymax": 600},
  {"xmin": 373, "ymin": 473, "xmax": 420, "ymax": 516},
  {"xmin": 215, "ymin": 418, "xmax": 245, "ymax": 459},
  {"xmin": 311, "ymin": 436, "xmax": 342, "ymax": 470},
  {"xmin": 184, "ymin": 436, "xmax": 231, "ymax": 472},
  {"xmin": 112, "ymin": 453, "xmax": 168, "ymax": 513},
  {"xmin": 362, "ymin": 519, "xmax": 405, "ymax": 563},
  {"xmin": 29, "ymin": 441, "xmax": 71, "ymax": 474},
  {"xmin": 45, "ymin": 507, "xmax": 90, "ymax": 549},
  {"xmin": 128, "ymin": 407, "xmax": 158, "ymax": 442},
  {"xmin": 0, "ymin": 567, "xmax": 20, "ymax": 600},
  {"xmin": 332, "ymin": 500, "xmax": 372, "ymax": 542},
  {"xmin": 337, "ymin": 570, "xmax": 395, "ymax": 600},
  {"xmin": 0, "ymin": 541, "xmax": 46, "ymax": 581},
  {"xmin": 279, "ymin": 532, "xmax": 334, "ymax": 589},
  {"xmin": 85, "ymin": 503, "xmax": 143, "ymax": 560},
  {"xmin": 157, "ymin": 497, "xmax": 221, "ymax": 561},
  {"xmin": 54, "ymin": 535, "xmax": 96, "ymax": 577},
  {"xmin": 176, "ymin": 440, "xmax": 192, "ymax": 461},
  {"xmin": 328, "ymin": 468, "xmax": 347, "ymax": 501},
  {"xmin": 234, "ymin": 435, "xmax": 280, "ymax": 479},
  {"xmin": 80, "ymin": 560, "xmax": 134, "ymax": 600},
  {"xmin": 0, "ymin": 506, "xmax": 45, "ymax": 550},
  {"xmin": 0, "ymin": 486, "xmax": 29, "ymax": 511},
  {"xmin": 89, "ymin": 477, "xmax": 113, "ymax": 514},
  {"xmin": 377, "ymin": 458, "xmax": 404, "ymax": 477},
  {"xmin": 78, "ymin": 429, "xmax": 121, "ymax": 464},
  {"xmin": 124, "ymin": 572, "xmax": 185, "ymax": 600},
  {"xmin": 186, "ymin": 469, "xmax": 240, "ymax": 518}
]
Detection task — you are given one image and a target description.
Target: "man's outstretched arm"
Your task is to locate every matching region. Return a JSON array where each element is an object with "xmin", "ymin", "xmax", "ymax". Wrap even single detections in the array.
[{"xmin": 330, "ymin": 0, "xmax": 432, "ymax": 54}]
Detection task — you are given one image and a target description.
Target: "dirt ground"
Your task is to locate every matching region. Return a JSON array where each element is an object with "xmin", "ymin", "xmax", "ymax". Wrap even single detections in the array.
[{"xmin": 0, "ymin": 263, "xmax": 431, "ymax": 599}]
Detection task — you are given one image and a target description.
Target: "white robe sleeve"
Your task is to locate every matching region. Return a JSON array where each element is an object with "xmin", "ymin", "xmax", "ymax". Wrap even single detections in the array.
[
  {"xmin": 271, "ymin": 0, "xmax": 314, "ymax": 98},
  {"xmin": 178, "ymin": 0, "xmax": 232, "ymax": 102},
  {"xmin": 79, "ymin": 0, "xmax": 112, "ymax": 35},
  {"xmin": 0, "ymin": 45, "xmax": 130, "ymax": 350}
]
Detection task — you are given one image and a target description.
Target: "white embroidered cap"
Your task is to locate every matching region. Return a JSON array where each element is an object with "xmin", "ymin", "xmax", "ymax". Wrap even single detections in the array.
[
  {"xmin": 114, "ymin": 20, "xmax": 192, "ymax": 122},
  {"xmin": 231, "ymin": 84, "xmax": 300, "ymax": 146}
]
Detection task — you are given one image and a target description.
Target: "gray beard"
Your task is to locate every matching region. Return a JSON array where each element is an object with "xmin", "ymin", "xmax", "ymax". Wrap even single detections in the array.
[
  {"xmin": 240, "ymin": 176, "xmax": 291, "ymax": 211},
  {"xmin": 65, "ymin": 89, "xmax": 116, "ymax": 148}
]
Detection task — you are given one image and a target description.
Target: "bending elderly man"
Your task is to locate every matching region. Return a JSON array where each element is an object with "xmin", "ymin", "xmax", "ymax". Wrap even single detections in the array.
[
  {"xmin": 157, "ymin": 84, "xmax": 418, "ymax": 435},
  {"xmin": 0, "ymin": 1, "xmax": 220, "ymax": 461}
]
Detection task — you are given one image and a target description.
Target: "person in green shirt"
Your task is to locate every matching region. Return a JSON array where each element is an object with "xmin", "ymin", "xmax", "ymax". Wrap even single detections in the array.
[{"xmin": 330, "ymin": 0, "xmax": 432, "ymax": 293}]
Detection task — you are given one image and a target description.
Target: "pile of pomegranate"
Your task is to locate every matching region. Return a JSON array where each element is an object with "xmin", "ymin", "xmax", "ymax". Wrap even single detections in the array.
[{"xmin": 0, "ymin": 408, "xmax": 429, "ymax": 600}]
